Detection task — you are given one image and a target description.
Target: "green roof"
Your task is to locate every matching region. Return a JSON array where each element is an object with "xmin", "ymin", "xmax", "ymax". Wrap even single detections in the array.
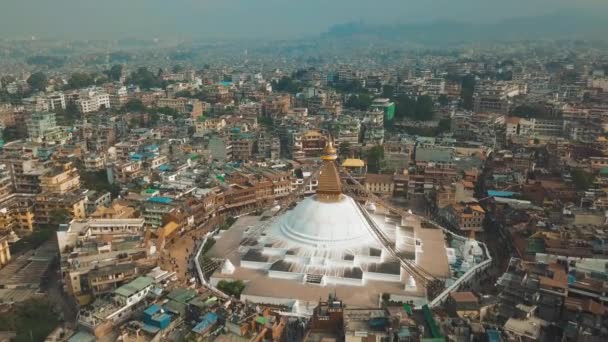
[
  {"xmin": 164, "ymin": 299, "xmax": 187, "ymax": 316},
  {"xmin": 600, "ymin": 167, "xmax": 608, "ymax": 176},
  {"xmin": 115, "ymin": 276, "xmax": 154, "ymax": 297},
  {"xmin": 416, "ymin": 148, "xmax": 453, "ymax": 163},
  {"xmin": 167, "ymin": 288, "xmax": 197, "ymax": 303},
  {"xmin": 255, "ymin": 316, "xmax": 267, "ymax": 325}
]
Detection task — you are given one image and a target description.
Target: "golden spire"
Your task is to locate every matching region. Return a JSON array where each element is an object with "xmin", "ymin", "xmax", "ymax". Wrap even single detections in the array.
[
  {"xmin": 321, "ymin": 138, "xmax": 337, "ymax": 161},
  {"xmin": 317, "ymin": 138, "xmax": 342, "ymax": 201}
]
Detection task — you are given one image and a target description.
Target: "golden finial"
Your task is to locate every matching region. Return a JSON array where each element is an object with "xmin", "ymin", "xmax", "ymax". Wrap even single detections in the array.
[{"xmin": 321, "ymin": 137, "xmax": 337, "ymax": 161}]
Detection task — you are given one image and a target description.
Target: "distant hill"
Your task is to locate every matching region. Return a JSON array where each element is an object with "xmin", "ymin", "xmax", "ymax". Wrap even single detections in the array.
[{"xmin": 323, "ymin": 10, "xmax": 608, "ymax": 45}]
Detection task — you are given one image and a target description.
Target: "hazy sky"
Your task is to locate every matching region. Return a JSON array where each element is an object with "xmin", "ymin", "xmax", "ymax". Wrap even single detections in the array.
[{"xmin": 0, "ymin": 0, "xmax": 606, "ymax": 40}]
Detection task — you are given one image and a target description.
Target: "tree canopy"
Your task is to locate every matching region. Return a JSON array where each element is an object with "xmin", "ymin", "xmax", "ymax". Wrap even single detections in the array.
[
  {"xmin": 217, "ymin": 280, "xmax": 246, "ymax": 298},
  {"xmin": 67, "ymin": 72, "xmax": 95, "ymax": 89},
  {"xmin": 395, "ymin": 95, "xmax": 435, "ymax": 121},
  {"xmin": 104, "ymin": 64, "xmax": 123, "ymax": 82},
  {"xmin": 366, "ymin": 145, "xmax": 385, "ymax": 173},
  {"xmin": 273, "ymin": 76, "xmax": 300, "ymax": 94},
  {"xmin": 127, "ymin": 67, "xmax": 164, "ymax": 89},
  {"xmin": 460, "ymin": 74, "xmax": 476, "ymax": 110},
  {"xmin": 27, "ymin": 71, "xmax": 48, "ymax": 92},
  {"xmin": 345, "ymin": 93, "xmax": 373, "ymax": 111}
]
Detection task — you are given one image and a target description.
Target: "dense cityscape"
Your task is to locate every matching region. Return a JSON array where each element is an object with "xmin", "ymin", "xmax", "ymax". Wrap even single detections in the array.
[{"xmin": 0, "ymin": 3, "xmax": 608, "ymax": 342}]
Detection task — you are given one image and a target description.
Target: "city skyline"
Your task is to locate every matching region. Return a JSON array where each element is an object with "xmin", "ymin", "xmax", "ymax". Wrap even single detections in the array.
[{"xmin": 0, "ymin": 0, "xmax": 607, "ymax": 40}]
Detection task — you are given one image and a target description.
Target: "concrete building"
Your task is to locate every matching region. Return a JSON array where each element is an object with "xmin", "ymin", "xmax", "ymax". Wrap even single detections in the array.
[
  {"xmin": 57, "ymin": 218, "xmax": 146, "ymax": 300},
  {"xmin": 0, "ymin": 234, "xmax": 11, "ymax": 267},
  {"xmin": 365, "ymin": 173, "xmax": 395, "ymax": 196},
  {"xmin": 473, "ymin": 81, "xmax": 523, "ymax": 114},
  {"xmin": 39, "ymin": 162, "xmax": 81, "ymax": 195},
  {"xmin": 35, "ymin": 192, "xmax": 86, "ymax": 225},
  {"xmin": 76, "ymin": 89, "xmax": 111, "ymax": 113},
  {"xmin": 440, "ymin": 202, "xmax": 486, "ymax": 234}
]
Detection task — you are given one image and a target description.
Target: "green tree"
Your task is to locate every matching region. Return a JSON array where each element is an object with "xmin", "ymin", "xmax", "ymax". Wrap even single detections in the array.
[
  {"xmin": 105, "ymin": 64, "xmax": 123, "ymax": 82},
  {"xmin": 395, "ymin": 95, "xmax": 416, "ymax": 120},
  {"xmin": 0, "ymin": 75, "xmax": 15, "ymax": 88},
  {"xmin": 381, "ymin": 85, "xmax": 394, "ymax": 99},
  {"xmin": 273, "ymin": 76, "xmax": 300, "ymax": 94},
  {"xmin": 27, "ymin": 72, "xmax": 48, "ymax": 92},
  {"xmin": 217, "ymin": 280, "xmax": 246, "ymax": 298},
  {"xmin": 49, "ymin": 209, "xmax": 71, "ymax": 226},
  {"xmin": 81, "ymin": 170, "xmax": 121, "ymax": 197},
  {"xmin": 172, "ymin": 65, "xmax": 185, "ymax": 73},
  {"xmin": 339, "ymin": 141, "xmax": 352, "ymax": 158},
  {"xmin": 437, "ymin": 118, "xmax": 452, "ymax": 134},
  {"xmin": 512, "ymin": 104, "xmax": 549, "ymax": 119},
  {"xmin": 123, "ymin": 99, "xmax": 146, "ymax": 113},
  {"xmin": 571, "ymin": 169, "xmax": 595, "ymax": 191},
  {"xmin": 174, "ymin": 90, "xmax": 194, "ymax": 98},
  {"xmin": 414, "ymin": 95, "xmax": 434, "ymax": 120},
  {"xmin": 156, "ymin": 106, "xmax": 179, "ymax": 118},
  {"xmin": 0, "ymin": 298, "xmax": 59, "ymax": 342},
  {"xmin": 67, "ymin": 72, "xmax": 95, "ymax": 89},
  {"xmin": 127, "ymin": 67, "xmax": 163, "ymax": 89},
  {"xmin": 345, "ymin": 94, "xmax": 373, "ymax": 111},
  {"xmin": 259, "ymin": 116, "xmax": 273, "ymax": 127},
  {"xmin": 460, "ymin": 74, "xmax": 476, "ymax": 110},
  {"xmin": 395, "ymin": 95, "xmax": 435, "ymax": 121},
  {"xmin": 438, "ymin": 94, "xmax": 449, "ymax": 107},
  {"xmin": 366, "ymin": 145, "xmax": 385, "ymax": 173}
]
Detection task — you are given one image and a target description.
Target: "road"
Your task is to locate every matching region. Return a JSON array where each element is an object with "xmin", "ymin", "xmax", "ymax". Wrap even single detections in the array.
[
  {"xmin": 158, "ymin": 215, "xmax": 224, "ymax": 284},
  {"xmin": 43, "ymin": 259, "xmax": 78, "ymax": 328}
]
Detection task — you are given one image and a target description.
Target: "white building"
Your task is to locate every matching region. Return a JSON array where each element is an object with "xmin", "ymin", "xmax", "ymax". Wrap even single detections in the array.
[{"xmin": 76, "ymin": 88, "xmax": 111, "ymax": 113}]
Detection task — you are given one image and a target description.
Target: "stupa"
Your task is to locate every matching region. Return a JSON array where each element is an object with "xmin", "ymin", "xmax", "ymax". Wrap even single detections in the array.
[{"xmin": 209, "ymin": 141, "xmax": 451, "ymax": 307}]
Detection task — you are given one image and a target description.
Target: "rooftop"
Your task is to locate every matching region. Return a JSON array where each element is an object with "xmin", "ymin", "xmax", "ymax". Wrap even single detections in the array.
[{"xmin": 115, "ymin": 276, "xmax": 154, "ymax": 298}]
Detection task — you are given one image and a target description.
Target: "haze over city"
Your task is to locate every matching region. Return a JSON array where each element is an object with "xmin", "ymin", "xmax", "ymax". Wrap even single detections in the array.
[
  {"xmin": 0, "ymin": 0, "xmax": 607, "ymax": 40},
  {"xmin": 2, "ymin": 0, "xmax": 608, "ymax": 341}
]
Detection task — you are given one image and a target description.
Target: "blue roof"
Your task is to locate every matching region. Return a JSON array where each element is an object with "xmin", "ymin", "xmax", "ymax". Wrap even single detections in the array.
[
  {"xmin": 130, "ymin": 153, "xmax": 143, "ymax": 161},
  {"xmin": 488, "ymin": 190, "xmax": 517, "ymax": 198},
  {"xmin": 219, "ymin": 81, "xmax": 233, "ymax": 87},
  {"xmin": 144, "ymin": 304, "xmax": 162, "ymax": 316},
  {"xmin": 142, "ymin": 324, "xmax": 161, "ymax": 334},
  {"xmin": 192, "ymin": 312, "xmax": 218, "ymax": 334},
  {"xmin": 158, "ymin": 164, "xmax": 171, "ymax": 171},
  {"xmin": 148, "ymin": 197, "xmax": 173, "ymax": 204},
  {"xmin": 487, "ymin": 329, "xmax": 501, "ymax": 342}
]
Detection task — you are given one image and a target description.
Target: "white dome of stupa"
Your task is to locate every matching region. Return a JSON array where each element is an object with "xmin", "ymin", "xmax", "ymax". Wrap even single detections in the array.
[
  {"xmin": 461, "ymin": 238, "xmax": 484, "ymax": 263},
  {"xmin": 272, "ymin": 194, "xmax": 377, "ymax": 249}
]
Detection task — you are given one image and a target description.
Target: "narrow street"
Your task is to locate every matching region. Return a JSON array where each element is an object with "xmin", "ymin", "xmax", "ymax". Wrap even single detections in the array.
[
  {"xmin": 159, "ymin": 214, "xmax": 224, "ymax": 284},
  {"xmin": 44, "ymin": 259, "xmax": 78, "ymax": 328}
]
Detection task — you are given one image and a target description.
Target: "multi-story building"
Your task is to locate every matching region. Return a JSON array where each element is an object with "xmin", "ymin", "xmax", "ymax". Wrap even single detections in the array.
[
  {"xmin": 75, "ymin": 88, "xmax": 111, "ymax": 113},
  {"xmin": 35, "ymin": 192, "xmax": 86, "ymax": 225},
  {"xmin": 473, "ymin": 81, "xmax": 523, "ymax": 114},
  {"xmin": 0, "ymin": 194, "xmax": 36, "ymax": 233},
  {"xmin": 57, "ymin": 217, "xmax": 146, "ymax": 299},
  {"xmin": 26, "ymin": 112, "xmax": 66, "ymax": 143},
  {"xmin": 384, "ymin": 140, "xmax": 414, "ymax": 172},
  {"xmin": 108, "ymin": 86, "xmax": 128, "ymax": 109},
  {"xmin": 39, "ymin": 162, "xmax": 81, "ymax": 195},
  {"xmin": 440, "ymin": 202, "xmax": 486, "ymax": 233},
  {"xmin": 22, "ymin": 95, "xmax": 50, "ymax": 113},
  {"xmin": 370, "ymin": 98, "xmax": 395, "ymax": 122},
  {"xmin": 0, "ymin": 234, "xmax": 10, "ymax": 267},
  {"xmin": 47, "ymin": 92, "xmax": 66, "ymax": 111},
  {"xmin": 85, "ymin": 191, "xmax": 112, "ymax": 216},
  {"xmin": 300, "ymin": 130, "xmax": 327, "ymax": 158},
  {"xmin": 231, "ymin": 134, "xmax": 254, "ymax": 161},
  {"xmin": 90, "ymin": 201, "xmax": 136, "ymax": 219},
  {"xmin": 505, "ymin": 117, "xmax": 563, "ymax": 141},
  {"xmin": 365, "ymin": 174, "xmax": 395, "ymax": 196},
  {"xmin": 0, "ymin": 155, "xmax": 48, "ymax": 194}
]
